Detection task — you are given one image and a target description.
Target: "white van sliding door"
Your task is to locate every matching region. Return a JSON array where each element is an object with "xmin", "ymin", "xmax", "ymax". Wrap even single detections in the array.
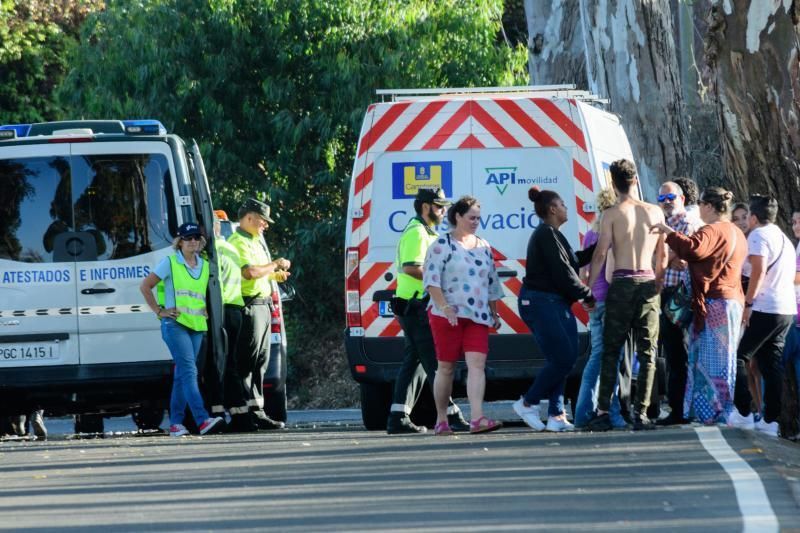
[{"xmin": 70, "ymin": 141, "xmax": 177, "ymax": 364}]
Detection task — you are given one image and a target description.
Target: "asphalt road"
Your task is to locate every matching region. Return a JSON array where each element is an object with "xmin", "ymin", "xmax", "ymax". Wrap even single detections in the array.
[{"xmin": 1, "ymin": 410, "xmax": 798, "ymax": 532}]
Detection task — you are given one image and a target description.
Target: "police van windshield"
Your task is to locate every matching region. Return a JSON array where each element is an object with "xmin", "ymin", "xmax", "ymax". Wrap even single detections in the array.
[{"xmin": 0, "ymin": 154, "xmax": 175, "ymax": 263}]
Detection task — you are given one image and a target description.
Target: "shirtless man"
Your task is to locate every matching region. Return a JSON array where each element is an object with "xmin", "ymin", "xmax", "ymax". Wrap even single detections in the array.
[{"xmin": 586, "ymin": 159, "xmax": 668, "ymax": 431}]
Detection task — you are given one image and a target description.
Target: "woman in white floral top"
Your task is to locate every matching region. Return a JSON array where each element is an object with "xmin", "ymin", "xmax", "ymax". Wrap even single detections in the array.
[{"xmin": 423, "ymin": 195, "xmax": 504, "ymax": 435}]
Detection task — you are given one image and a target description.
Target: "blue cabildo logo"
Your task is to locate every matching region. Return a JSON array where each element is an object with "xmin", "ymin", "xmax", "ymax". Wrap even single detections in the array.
[
  {"xmin": 485, "ymin": 166, "xmax": 558, "ymax": 195},
  {"xmin": 392, "ymin": 161, "xmax": 453, "ymax": 199}
]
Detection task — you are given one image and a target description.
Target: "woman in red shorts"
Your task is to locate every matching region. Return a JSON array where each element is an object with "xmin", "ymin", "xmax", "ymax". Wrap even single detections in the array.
[{"xmin": 424, "ymin": 195, "xmax": 504, "ymax": 435}]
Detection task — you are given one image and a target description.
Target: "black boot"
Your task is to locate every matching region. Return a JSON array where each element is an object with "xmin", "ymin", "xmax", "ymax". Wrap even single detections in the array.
[
  {"xmin": 227, "ymin": 414, "xmax": 258, "ymax": 433},
  {"xmin": 386, "ymin": 412, "xmax": 427, "ymax": 434},
  {"xmin": 585, "ymin": 412, "xmax": 613, "ymax": 432},
  {"xmin": 447, "ymin": 411, "xmax": 470, "ymax": 432},
  {"xmin": 253, "ymin": 412, "xmax": 286, "ymax": 430},
  {"xmin": 632, "ymin": 412, "xmax": 656, "ymax": 431}
]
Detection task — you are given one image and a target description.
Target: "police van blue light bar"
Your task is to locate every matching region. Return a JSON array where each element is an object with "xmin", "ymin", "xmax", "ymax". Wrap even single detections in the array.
[
  {"xmin": 0, "ymin": 124, "xmax": 32, "ymax": 139},
  {"xmin": 122, "ymin": 119, "xmax": 167, "ymax": 135}
]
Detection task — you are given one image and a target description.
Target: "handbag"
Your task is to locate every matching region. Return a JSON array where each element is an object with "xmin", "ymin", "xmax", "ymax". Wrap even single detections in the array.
[
  {"xmin": 663, "ymin": 281, "xmax": 693, "ymax": 328},
  {"xmin": 663, "ymin": 226, "xmax": 738, "ymax": 328}
]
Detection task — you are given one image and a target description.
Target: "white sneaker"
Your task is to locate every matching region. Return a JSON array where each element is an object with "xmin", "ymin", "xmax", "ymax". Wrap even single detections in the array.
[
  {"xmin": 545, "ymin": 416, "xmax": 575, "ymax": 432},
  {"xmin": 726, "ymin": 410, "xmax": 755, "ymax": 430},
  {"xmin": 169, "ymin": 424, "xmax": 189, "ymax": 437},
  {"xmin": 754, "ymin": 418, "xmax": 778, "ymax": 437},
  {"xmin": 512, "ymin": 397, "xmax": 545, "ymax": 431}
]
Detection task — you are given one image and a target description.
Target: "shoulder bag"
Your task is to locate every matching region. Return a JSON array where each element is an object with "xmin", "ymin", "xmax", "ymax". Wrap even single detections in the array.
[{"xmin": 664, "ymin": 226, "xmax": 737, "ymax": 329}]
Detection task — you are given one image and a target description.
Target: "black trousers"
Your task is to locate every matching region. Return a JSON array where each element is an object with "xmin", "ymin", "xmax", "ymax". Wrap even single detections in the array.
[
  {"xmin": 660, "ymin": 287, "xmax": 689, "ymax": 416},
  {"xmin": 734, "ymin": 310, "xmax": 793, "ymax": 423},
  {"xmin": 234, "ymin": 301, "xmax": 271, "ymax": 417},
  {"xmin": 220, "ymin": 304, "xmax": 245, "ymax": 415},
  {"xmin": 391, "ymin": 301, "xmax": 457, "ymax": 415}
]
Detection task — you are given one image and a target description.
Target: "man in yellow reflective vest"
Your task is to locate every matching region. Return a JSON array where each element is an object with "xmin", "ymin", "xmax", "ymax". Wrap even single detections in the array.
[
  {"xmin": 205, "ymin": 214, "xmax": 246, "ymax": 422},
  {"xmin": 227, "ymin": 199, "xmax": 291, "ymax": 432}
]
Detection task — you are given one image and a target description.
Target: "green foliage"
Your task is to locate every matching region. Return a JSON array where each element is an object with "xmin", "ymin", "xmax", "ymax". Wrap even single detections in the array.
[
  {"xmin": 56, "ymin": 0, "xmax": 527, "ymax": 330},
  {"xmin": 0, "ymin": 0, "xmax": 103, "ymax": 123}
]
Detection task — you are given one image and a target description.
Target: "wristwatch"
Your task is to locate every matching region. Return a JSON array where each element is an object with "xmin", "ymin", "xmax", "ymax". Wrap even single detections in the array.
[{"xmin": 744, "ymin": 301, "xmax": 753, "ymax": 308}]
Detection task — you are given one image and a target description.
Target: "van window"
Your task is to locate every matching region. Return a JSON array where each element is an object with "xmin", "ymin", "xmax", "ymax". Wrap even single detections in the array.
[
  {"xmin": 0, "ymin": 156, "xmax": 72, "ymax": 263},
  {"xmin": 72, "ymin": 154, "xmax": 174, "ymax": 260}
]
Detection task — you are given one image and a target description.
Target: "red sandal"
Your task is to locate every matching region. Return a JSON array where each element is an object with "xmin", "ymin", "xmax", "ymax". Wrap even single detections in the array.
[
  {"xmin": 470, "ymin": 416, "xmax": 502, "ymax": 434},
  {"xmin": 434, "ymin": 421, "xmax": 454, "ymax": 436}
]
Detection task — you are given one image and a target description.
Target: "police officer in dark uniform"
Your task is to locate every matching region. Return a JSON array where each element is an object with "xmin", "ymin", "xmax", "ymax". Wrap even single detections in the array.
[{"xmin": 227, "ymin": 199, "xmax": 291, "ymax": 431}]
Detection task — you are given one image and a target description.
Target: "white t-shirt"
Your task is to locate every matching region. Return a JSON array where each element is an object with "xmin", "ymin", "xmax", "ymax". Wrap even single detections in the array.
[{"xmin": 747, "ymin": 224, "xmax": 796, "ymax": 314}]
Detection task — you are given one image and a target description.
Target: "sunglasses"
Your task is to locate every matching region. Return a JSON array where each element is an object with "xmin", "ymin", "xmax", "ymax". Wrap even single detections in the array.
[
  {"xmin": 657, "ymin": 193, "xmax": 677, "ymax": 203},
  {"xmin": 181, "ymin": 235, "xmax": 202, "ymax": 241}
]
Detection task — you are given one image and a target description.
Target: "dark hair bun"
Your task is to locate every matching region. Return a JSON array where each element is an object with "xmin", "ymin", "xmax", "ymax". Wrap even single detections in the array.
[{"xmin": 528, "ymin": 186, "xmax": 542, "ymax": 202}]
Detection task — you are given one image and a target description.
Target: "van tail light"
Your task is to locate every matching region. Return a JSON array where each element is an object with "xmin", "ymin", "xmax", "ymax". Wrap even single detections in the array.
[
  {"xmin": 270, "ymin": 291, "xmax": 281, "ymax": 334},
  {"xmin": 345, "ymin": 247, "xmax": 362, "ymax": 328}
]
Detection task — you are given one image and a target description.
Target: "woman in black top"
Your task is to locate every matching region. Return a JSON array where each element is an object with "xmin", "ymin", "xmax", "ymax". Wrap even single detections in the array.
[{"xmin": 512, "ymin": 187, "xmax": 595, "ymax": 432}]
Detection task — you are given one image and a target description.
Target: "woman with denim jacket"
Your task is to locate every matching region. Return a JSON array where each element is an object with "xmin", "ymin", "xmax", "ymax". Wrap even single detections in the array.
[{"xmin": 512, "ymin": 187, "xmax": 595, "ymax": 432}]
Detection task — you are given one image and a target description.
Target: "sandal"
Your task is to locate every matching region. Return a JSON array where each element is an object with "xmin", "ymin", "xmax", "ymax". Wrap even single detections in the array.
[
  {"xmin": 434, "ymin": 421, "xmax": 453, "ymax": 436},
  {"xmin": 470, "ymin": 416, "xmax": 503, "ymax": 434}
]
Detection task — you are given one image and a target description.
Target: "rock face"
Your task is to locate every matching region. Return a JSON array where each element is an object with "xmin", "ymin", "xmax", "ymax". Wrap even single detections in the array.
[{"xmin": 705, "ymin": 0, "xmax": 800, "ymax": 228}]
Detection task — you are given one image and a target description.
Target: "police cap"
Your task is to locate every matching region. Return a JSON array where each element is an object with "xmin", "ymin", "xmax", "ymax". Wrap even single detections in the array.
[
  {"xmin": 415, "ymin": 188, "xmax": 451, "ymax": 207},
  {"xmin": 240, "ymin": 198, "xmax": 275, "ymax": 223}
]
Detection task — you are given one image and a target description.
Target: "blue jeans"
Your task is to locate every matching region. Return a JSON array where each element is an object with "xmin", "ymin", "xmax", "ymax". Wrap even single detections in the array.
[
  {"xmin": 783, "ymin": 324, "xmax": 800, "ymax": 407},
  {"xmin": 518, "ymin": 288, "xmax": 578, "ymax": 417},
  {"xmin": 161, "ymin": 318, "xmax": 209, "ymax": 426},
  {"xmin": 574, "ymin": 302, "xmax": 626, "ymax": 427}
]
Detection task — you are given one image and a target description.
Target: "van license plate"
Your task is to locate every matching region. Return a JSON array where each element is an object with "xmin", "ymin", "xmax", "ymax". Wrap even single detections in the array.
[
  {"xmin": 378, "ymin": 301, "xmax": 394, "ymax": 317},
  {"xmin": 0, "ymin": 343, "xmax": 59, "ymax": 362}
]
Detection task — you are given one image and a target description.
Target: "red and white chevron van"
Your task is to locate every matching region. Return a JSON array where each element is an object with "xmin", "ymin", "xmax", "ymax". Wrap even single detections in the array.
[{"xmin": 344, "ymin": 86, "xmax": 638, "ymax": 429}]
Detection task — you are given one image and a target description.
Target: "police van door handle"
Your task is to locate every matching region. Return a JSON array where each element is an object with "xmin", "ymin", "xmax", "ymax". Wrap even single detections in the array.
[{"xmin": 81, "ymin": 288, "xmax": 116, "ymax": 295}]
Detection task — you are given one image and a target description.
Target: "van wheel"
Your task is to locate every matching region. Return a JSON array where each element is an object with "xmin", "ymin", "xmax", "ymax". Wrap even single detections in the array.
[
  {"xmin": 132, "ymin": 408, "xmax": 165, "ymax": 431},
  {"xmin": 74, "ymin": 414, "xmax": 104, "ymax": 436},
  {"xmin": 360, "ymin": 382, "xmax": 391, "ymax": 430},
  {"xmin": 410, "ymin": 385, "xmax": 437, "ymax": 429}
]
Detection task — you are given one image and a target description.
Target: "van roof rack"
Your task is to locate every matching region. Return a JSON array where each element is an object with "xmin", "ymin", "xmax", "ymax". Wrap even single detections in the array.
[{"xmin": 375, "ymin": 85, "xmax": 609, "ymax": 104}]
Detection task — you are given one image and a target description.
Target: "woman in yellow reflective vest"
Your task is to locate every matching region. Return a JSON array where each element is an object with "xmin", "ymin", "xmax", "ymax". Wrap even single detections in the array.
[{"xmin": 140, "ymin": 223, "xmax": 223, "ymax": 437}]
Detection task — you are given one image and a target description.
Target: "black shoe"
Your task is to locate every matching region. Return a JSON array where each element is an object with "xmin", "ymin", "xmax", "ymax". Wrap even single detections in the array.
[
  {"xmin": 254, "ymin": 414, "xmax": 286, "ymax": 430},
  {"xmin": 447, "ymin": 412, "xmax": 470, "ymax": 432},
  {"xmin": 655, "ymin": 413, "xmax": 689, "ymax": 426},
  {"xmin": 386, "ymin": 414, "xmax": 427, "ymax": 434},
  {"xmin": 227, "ymin": 415, "xmax": 258, "ymax": 433},
  {"xmin": 632, "ymin": 414, "xmax": 656, "ymax": 431},
  {"xmin": 585, "ymin": 412, "xmax": 613, "ymax": 432}
]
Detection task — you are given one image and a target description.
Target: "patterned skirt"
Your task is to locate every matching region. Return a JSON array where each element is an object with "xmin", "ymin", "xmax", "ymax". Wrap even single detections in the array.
[{"xmin": 685, "ymin": 298, "xmax": 742, "ymax": 424}]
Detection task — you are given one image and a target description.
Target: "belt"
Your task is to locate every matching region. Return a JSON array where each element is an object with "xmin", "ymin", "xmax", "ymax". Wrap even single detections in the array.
[{"xmin": 245, "ymin": 297, "xmax": 270, "ymax": 306}]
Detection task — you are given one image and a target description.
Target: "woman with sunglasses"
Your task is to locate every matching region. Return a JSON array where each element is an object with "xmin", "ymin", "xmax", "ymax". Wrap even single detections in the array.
[{"xmin": 140, "ymin": 222, "xmax": 223, "ymax": 437}]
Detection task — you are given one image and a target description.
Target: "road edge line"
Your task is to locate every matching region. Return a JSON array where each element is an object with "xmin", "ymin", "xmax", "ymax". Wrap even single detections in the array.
[{"xmin": 694, "ymin": 426, "xmax": 779, "ymax": 533}]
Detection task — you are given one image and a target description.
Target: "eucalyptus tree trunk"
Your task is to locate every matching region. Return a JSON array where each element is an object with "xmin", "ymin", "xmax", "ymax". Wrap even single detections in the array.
[
  {"xmin": 579, "ymin": 0, "xmax": 691, "ymax": 199},
  {"xmin": 704, "ymin": 0, "xmax": 800, "ymax": 226},
  {"xmin": 524, "ymin": 0, "xmax": 587, "ymax": 88}
]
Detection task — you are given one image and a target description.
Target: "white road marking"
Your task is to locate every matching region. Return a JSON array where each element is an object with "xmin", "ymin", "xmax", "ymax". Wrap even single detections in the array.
[{"xmin": 694, "ymin": 426, "xmax": 779, "ymax": 532}]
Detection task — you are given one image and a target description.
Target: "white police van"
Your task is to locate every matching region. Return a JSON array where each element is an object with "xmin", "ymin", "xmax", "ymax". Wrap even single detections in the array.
[
  {"xmin": 344, "ymin": 86, "xmax": 641, "ymax": 429},
  {"xmin": 0, "ymin": 119, "xmax": 225, "ymax": 423}
]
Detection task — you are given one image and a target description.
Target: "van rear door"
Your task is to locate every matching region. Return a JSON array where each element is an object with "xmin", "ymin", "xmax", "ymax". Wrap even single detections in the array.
[
  {"xmin": 0, "ymin": 144, "xmax": 80, "ymax": 368},
  {"xmin": 70, "ymin": 141, "xmax": 176, "ymax": 364}
]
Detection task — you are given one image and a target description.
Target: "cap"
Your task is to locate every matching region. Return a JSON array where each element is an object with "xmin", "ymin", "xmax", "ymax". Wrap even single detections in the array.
[
  {"xmin": 241, "ymin": 198, "xmax": 275, "ymax": 223},
  {"xmin": 177, "ymin": 222, "xmax": 202, "ymax": 238},
  {"xmin": 415, "ymin": 187, "xmax": 451, "ymax": 207}
]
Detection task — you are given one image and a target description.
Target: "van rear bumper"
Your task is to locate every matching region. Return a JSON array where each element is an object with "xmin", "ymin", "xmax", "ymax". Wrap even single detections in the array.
[
  {"xmin": 344, "ymin": 329, "xmax": 589, "ymax": 400},
  {"xmin": 0, "ymin": 362, "xmax": 173, "ymax": 416}
]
